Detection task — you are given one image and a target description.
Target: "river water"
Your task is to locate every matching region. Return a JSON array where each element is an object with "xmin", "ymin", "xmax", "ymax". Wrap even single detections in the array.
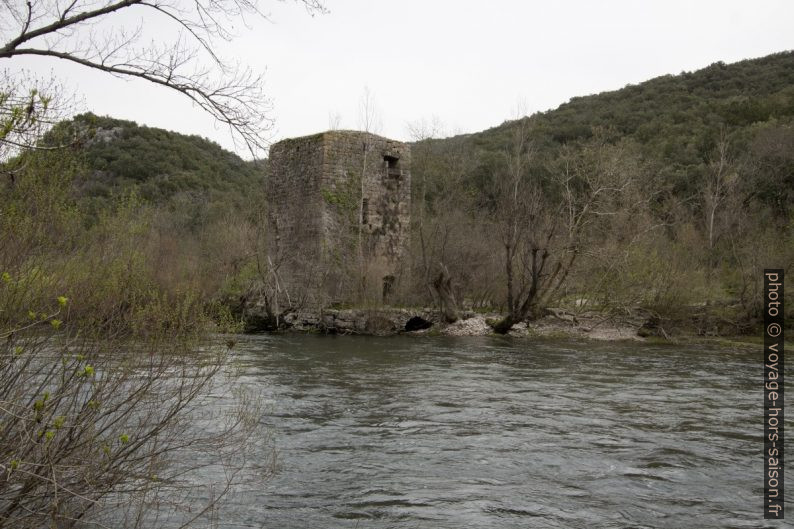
[{"xmin": 218, "ymin": 334, "xmax": 788, "ymax": 528}]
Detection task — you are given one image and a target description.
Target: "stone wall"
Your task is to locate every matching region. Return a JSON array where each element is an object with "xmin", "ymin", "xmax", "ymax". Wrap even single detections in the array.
[
  {"xmin": 268, "ymin": 130, "xmax": 411, "ymax": 307},
  {"xmin": 267, "ymin": 133, "xmax": 326, "ymax": 305}
]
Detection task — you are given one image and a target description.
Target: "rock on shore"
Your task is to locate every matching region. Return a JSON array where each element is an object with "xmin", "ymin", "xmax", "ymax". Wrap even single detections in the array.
[
  {"xmin": 239, "ymin": 304, "xmax": 650, "ymax": 342},
  {"xmin": 440, "ymin": 315, "xmax": 493, "ymax": 336},
  {"xmin": 280, "ymin": 308, "xmax": 437, "ymax": 336}
]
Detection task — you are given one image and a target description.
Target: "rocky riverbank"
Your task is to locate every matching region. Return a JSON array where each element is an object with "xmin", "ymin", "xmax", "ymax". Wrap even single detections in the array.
[
  {"xmin": 431, "ymin": 310, "xmax": 646, "ymax": 340},
  {"xmin": 238, "ymin": 305, "xmax": 668, "ymax": 342},
  {"xmin": 233, "ymin": 296, "xmax": 779, "ymax": 347}
]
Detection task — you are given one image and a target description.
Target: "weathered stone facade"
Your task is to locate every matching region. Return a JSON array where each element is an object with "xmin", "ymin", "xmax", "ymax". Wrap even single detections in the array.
[{"xmin": 268, "ymin": 130, "xmax": 411, "ymax": 306}]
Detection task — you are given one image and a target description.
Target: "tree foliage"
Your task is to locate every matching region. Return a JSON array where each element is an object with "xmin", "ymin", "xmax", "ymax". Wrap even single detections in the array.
[{"xmin": 43, "ymin": 113, "xmax": 263, "ymax": 222}]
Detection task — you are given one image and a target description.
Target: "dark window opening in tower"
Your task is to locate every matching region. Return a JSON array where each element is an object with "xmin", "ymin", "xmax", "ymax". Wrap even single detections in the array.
[{"xmin": 384, "ymin": 155, "xmax": 401, "ymax": 178}]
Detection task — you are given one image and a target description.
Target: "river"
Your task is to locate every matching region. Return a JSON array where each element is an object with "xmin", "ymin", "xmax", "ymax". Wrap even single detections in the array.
[{"xmin": 214, "ymin": 334, "xmax": 787, "ymax": 528}]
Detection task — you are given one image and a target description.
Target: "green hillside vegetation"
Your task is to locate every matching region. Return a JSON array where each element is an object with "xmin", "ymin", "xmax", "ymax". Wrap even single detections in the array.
[
  {"xmin": 3, "ymin": 52, "xmax": 792, "ymax": 337},
  {"xmin": 450, "ymin": 51, "xmax": 794, "ymax": 208},
  {"xmin": 410, "ymin": 51, "xmax": 794, "ymax": 334},
  {"xmin": 2, "ymin": 113, "xmax": 269, "ymax": 330},
  {"xmin": 43, "ymin": 113, "xmax": 265, "ymax": 227}
]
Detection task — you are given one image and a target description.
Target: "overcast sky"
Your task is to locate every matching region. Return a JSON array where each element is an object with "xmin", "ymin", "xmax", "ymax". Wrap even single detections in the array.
[{"xmin": 10, "ymin": 0, "xmax": 794, "ymax": 157}]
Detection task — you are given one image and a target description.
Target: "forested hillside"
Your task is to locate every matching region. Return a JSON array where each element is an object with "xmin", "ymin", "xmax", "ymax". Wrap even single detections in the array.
[
  {"xmin": 43, "ymin": 113, "xmax": 265, "ymax": 224},
  {"xmin": 439, "ymin": 51, "xmax": 794, "ymax": 207},
  {"xmin": 2, "ymin": 113, "xmax": 269, "ymax": 330},
  {"xmin": 410, "ymin": 51, "xmax": 794, "ymax": 333},
  {"xmin": 3, "ymin": 52, "xmax": 792, "ymax": 336}
]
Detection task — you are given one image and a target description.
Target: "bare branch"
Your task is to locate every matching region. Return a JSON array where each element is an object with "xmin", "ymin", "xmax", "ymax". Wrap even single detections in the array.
[{"xmin": 0, "ymin": 0, "xmax": 327, "ymax": 156}]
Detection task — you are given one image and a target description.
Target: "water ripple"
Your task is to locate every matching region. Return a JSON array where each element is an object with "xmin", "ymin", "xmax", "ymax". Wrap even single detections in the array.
[{"xmin": 218, "ymin": 334, "xmax": 791, "ymax": 529}]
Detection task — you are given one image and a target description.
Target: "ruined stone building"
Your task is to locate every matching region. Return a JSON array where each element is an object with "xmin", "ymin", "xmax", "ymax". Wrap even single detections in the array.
[{"xmin": 267, "ymin": 131, "xmax": 411, "ymax": 306}]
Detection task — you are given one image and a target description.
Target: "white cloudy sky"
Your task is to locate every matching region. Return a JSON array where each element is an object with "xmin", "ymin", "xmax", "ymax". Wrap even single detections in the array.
[{"xmin": 7, "ymin": 0, "xmax": 794, "ymax": 157}]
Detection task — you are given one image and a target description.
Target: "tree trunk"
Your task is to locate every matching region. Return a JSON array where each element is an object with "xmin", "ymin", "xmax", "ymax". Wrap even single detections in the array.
[
  {"xmin": 432, "ymin": 266, "xmax": 459, "ymax": 323},
  {"xmin": 491, "ymin": 313, "xmax": 517, "ymax": 334},
  {"xmin": 491, "ymin": 247, "xmax": 546, "ymax": 334},
  {"xmin": 505, "ymin": 243, "xmax": 515, "ymax": 314}
]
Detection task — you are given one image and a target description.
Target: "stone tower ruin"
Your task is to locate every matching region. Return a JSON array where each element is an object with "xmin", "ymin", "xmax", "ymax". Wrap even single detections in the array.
[{"xmin": 267, "ymin": 130, "xmax": 411, "ymax": 306}]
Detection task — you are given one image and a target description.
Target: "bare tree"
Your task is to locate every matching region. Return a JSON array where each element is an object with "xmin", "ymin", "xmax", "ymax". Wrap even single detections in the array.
[
  {"xmin": 352, "ymin": 86, "xmax": 382, "ymax": 301},
  {"xmin": 0, "ymin": 0, "xmax": 326, "ymax": 157},
  {"xmin": 327, "ymin": 110, "xmax": 342, "ymax": 131},
  {"xmin": 356, "ymin": 85, "xmax": 382, "ymax": 136},
  {"xmin": 0, "ymin": 283, "xmax": 266, "ymax": 528},
  {"xmin": 489, "ymin": 127, "xmax": 636, "ymax": 333},
  {"xmin": 495, "ymin": 114, "xmax": 535, "ymax": 319},
  {"xmin": 407, "ymin": 116, "xmax": 458, "ymax": 319},
  {"xmin": 702, "ymin": 129, "xmax": 737, "ymax": 294}
]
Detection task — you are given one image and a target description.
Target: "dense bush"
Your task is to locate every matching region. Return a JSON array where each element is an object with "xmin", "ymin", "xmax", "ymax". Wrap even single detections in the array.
[{"xmin": 0, "ymin": 139, "xmax": 266, "ymax": 528}]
